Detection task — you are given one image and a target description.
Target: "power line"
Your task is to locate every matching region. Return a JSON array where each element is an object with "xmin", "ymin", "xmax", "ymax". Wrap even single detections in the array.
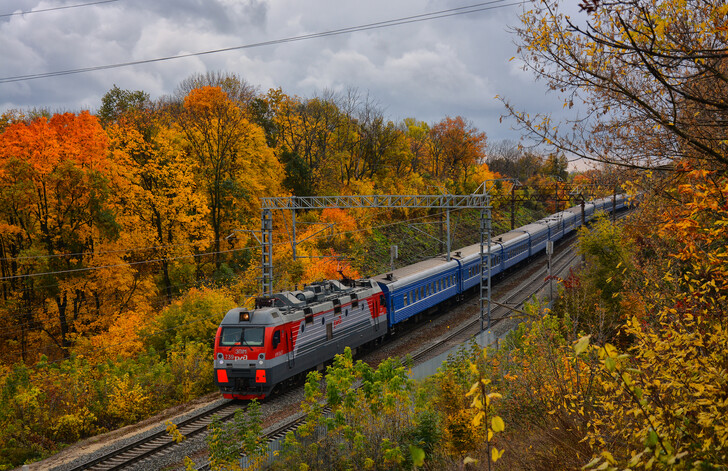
[
  {"xmin": 0, "ymin": 270, "xmax": 243, "ymax": 335},
  {"xmin": 0, "ymin": 207, "xmax": 460, "ymax": 283},
  {"xmin": 0, "ymin": 0, "xmax": 524, "ymax": 84},
  {"xmin": 1, "ymin": 303, "xmax": 234, "ymax": 372},
  {"xmin": 0, "ymin": 0, "xmax": 120, "ymax": 18},
  {"xmin": 0, "ymin": 186, "xmax": 599, "ymax": 264},
  {"xmin": 0, "ymin": 245, "xmax": 256, "ymax": 281},
  {"xmin": 0, "ymin": 238, "xmax": 227, "ymax": 262},
  {"xmin": 0, "ymin": 191, "xmax": 610, "ymax": 281}
]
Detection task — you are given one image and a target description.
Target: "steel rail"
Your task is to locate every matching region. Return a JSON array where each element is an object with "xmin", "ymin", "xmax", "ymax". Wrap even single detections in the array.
[{"xmin": 66, "ymin": 401, "xmax": 244, "ymax": 471}]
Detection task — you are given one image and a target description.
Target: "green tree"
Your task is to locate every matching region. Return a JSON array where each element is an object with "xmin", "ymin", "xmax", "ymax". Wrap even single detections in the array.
[{"xmin": 97, "ymin": 85, "xmax": 150, "ymax": 127}]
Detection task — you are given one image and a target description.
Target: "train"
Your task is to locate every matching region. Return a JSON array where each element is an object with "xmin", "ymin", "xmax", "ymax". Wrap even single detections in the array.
[{"xmin": 213, "ymin": 194, "xmax": 630, "ymax": 400}]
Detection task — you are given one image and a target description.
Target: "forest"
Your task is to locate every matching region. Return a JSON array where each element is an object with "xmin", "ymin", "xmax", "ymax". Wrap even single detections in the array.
[
  {"xmin": 0, "ymin": 69, "xmax": 581, "ymax": 468},
  {"xmin": 2, "ymin": 0, "xmax": 728, "ymax": 469}
]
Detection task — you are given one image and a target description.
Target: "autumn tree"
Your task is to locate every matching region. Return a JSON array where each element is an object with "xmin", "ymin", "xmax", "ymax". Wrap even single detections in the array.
[
  {"xmin": 402, "ymin": 118, "xmax": 431, "ymax": 176},
  {"xmin": 177, "ymin": 85, "xmax": 284, "ymax": 274},
  {"xmin": 429, "ymin": 116, "xmax": 487, "ymax": 191},
  {"xmin": 0, "ymin": 112, "xmax": 135, "ymax": 359},
  {"xmin": 102, "ymin": 88, "xmax": 212, "ymax": 302},
  {"xmin": 506, "ymin": 0, "xmax": 728, "ymax": 173},
  {"xmin": 176, "ymin": 71, "xmax": 258, "ymax": 108}
]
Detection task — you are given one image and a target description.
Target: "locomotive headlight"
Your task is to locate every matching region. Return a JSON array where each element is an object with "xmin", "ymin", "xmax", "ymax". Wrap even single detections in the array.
[
  {"xmin": 239, "ymin": 311, "xmax": 250, "ymax": 322},
  {"xmin": 258, "ymin": 359, "xmax": 264, "ymax": 366}
]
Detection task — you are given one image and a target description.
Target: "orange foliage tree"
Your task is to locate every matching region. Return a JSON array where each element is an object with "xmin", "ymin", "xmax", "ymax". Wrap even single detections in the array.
[
  {"xmin": 429, "ymin": 116, "xmax": 487, "ymax": 192},
  {"xmin": 0, "ymin": 112, "xmax": 144, "ymax": 361}
]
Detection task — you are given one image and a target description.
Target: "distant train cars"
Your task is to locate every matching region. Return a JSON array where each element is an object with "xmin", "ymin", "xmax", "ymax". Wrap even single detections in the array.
[{"xmin": 214, "ymin": 194, "xmax": 629, "ymax": 400}]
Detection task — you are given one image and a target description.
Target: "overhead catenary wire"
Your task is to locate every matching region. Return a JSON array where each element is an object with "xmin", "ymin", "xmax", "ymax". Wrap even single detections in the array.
[
  {"xmin": 0, "ymin": 206, "xmax": 569, "ymax": 343},
  {"xmin": 0, "ymin": 191, "xmax": 613, "ymax": 282},
  {"xmin": 0, "ymin": 183, "xmax": 614, "ymax": 264},
  {"xmin": 0, "ymin": 270, "xmax": 243, "ymax": 335},
  {"xmin": 2, "ymin": 304, "xmax": 237, "ymax": 374},
  {"xmin": 0, "ymin": 0, "xmax": 120, "ymax": 18},
  {"xmin": 0, "ymin": 238, "xmax": 217, "ymax": 262},
  {"xmin": 0, "ymin": 194, "xmax": 519, "ymax": 263},
  {"xmin": 0, "ymin": 206, "xmax": 511, "ymax": 338},
  {"xmin": 0, "ymin": 205, "xmax": 472, "ymax": 282},
  {"xmin": 0, "ymin": 245, "xmax": 256, "ymax": 281},
  {"xmin": 0, "ymin": 0, "xmax": 525, "ymax": 83}
]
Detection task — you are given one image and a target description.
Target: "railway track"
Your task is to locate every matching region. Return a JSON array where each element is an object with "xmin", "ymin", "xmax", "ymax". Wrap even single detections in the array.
[
  {"xmin": 63, "ymin": 212, "xmax": 626, "ymax": 470},
  {"xmin": 66, "ymin": 401, "xmax": 244, "ymax": 471}
]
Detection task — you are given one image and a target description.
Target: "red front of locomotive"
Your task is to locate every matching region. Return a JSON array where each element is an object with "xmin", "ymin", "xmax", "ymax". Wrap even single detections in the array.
[{"xmin": 213, "ymin": 308, "xmax": 288, "ymax": 400}]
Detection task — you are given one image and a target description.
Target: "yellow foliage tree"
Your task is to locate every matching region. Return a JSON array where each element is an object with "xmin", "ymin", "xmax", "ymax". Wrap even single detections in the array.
[{"xmin": 177, "ymin": 85, "xmax": 284, "ymax": 273}]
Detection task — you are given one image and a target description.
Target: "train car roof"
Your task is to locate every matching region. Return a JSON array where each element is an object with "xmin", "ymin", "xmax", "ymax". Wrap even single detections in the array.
[
  {"xmin": 456, "ymin": 241, "xmax": 502, "ymax": 260},
  {"xmin": 539, "ymin": 214, "xmax": 566, "ymax": 228},
  {"xmin": 370, "ymin": 255, "xmax": 459, "ymax": 287},
  {"xmin": 457, "ymin": 230, "xmax": 529, "ymax": 260},
  {"xmin": 519, "ymin": 222, "xmax": 549, "ymax": 235},
  {"xmin": 555, "ymin": 210, "xmax": 577, "ymax": 221},
  {"xmin": 563, "ymin": 204, "xmax": 586, "ymax": 217}
]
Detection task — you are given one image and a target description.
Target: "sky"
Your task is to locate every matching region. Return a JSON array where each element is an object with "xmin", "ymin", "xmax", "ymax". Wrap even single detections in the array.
[{"xmin": 0, "ymin": 0, "xmax": 578, "ymax": 153}]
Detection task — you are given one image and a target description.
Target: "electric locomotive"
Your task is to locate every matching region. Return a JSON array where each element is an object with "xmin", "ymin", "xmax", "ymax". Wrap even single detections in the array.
[{"xmin": 214, "ymin": 278, "xmax": 387, "ymax": 400}]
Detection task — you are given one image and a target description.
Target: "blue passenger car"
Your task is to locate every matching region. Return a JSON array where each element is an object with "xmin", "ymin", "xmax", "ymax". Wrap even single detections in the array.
[
  {"xmin": 544, "ymin": 215, "xmax": 564, "ymax": 242},
  {"xmin": 499, "ymin": 231, "xmax": 531, "ymax": 269},
  {"xmin": 563, "ymin": 205, "xmax": 585, "ymax": 230},
  {"xmin": 560, "ymin": 210, "xmax": 578, "ymax": 234},
  {"xmin": 371, "ymin": 257, "xmax": 460, "ymax": 327},
  {"xmin": 456, "ymin": 241, "xmax": 505, "ymax": 291},
  {"xmin": 520, "ymin": 222, "xmax": 549, "ymax": 256}
]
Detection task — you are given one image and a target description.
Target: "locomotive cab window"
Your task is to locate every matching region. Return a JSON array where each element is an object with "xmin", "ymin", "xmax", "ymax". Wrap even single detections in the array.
[
  {"xmin": 272, "ymin": 330, "xmax": 281, "ymax": 348},
  {"xmin": 219, "ymin": 327, "xmax": 265, "ymax": 347}
]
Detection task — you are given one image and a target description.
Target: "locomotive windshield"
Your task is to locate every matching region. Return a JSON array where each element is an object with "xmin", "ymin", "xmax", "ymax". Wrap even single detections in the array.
[{"xmin": 219, "ymin": 327, "xmax": 265, "ymax": 347}]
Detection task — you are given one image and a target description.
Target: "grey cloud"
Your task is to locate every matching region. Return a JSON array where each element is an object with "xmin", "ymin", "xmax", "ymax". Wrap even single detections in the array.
[{"xmin": 0, "ymin": 0, "xmax": 566, "ymax": 142}]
